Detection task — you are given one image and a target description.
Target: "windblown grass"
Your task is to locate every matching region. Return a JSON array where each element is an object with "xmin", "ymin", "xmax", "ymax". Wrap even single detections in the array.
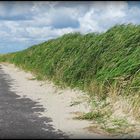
[{"xmin": 0, "ymin": 24, "xmax": 140, "ymax": 125}]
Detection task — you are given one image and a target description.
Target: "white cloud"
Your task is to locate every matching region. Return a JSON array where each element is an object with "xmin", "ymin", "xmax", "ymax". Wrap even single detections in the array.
[
  {"xmin": 0, "ymin": 1, "xmax": 140, "ymax": 53},
  {"xmin": 77, "ymin": 1, "xmax": 129, "ymax": 33}
]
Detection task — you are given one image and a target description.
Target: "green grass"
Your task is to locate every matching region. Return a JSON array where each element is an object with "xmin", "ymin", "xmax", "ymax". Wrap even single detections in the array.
[
  {"xmin": 0, "ymin": 24, "xmax": 139, "ymax": 99},
  {"xmin": 0, "ymin": 24, "xmax": 140, "ymax": 136},
  {"xmin": 75, "ymin": 111, "xmax": 107, "ymax": 124}
]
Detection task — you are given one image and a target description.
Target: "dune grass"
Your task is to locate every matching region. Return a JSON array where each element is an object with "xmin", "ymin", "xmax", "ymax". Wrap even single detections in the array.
[
  {"xmin": 0, "ymin": 24, "xmax": 139, "ymax": 98},
  {"xmin": 0, "ymin": 24, "xmax": 140, "ymax": 135}
]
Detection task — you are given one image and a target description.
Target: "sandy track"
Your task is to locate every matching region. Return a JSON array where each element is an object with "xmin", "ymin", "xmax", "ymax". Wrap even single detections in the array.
[{"xmin": 1, "ymin": 63, "xmax": 110, "ymax": 139}]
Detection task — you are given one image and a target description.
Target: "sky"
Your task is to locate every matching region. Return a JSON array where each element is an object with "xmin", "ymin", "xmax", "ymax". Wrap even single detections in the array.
[{"xmin": 0, "ymin": 1, "xmax": 140, "ymax": 53}]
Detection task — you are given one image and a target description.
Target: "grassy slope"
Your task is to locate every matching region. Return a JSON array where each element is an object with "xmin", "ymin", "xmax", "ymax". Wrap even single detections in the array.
[
  {"xmin": 1, "ymin": 24, "xmax": 139, "ymax": 98},
  {"xmin": 1, "ymin": 24, "xmax": 140, "ymax": 136}
]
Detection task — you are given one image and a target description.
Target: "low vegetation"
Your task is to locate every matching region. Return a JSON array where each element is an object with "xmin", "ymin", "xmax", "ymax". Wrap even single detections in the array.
[{"xmin": 0, "ymin": 24, "xmax": 140, "ymax": 137}]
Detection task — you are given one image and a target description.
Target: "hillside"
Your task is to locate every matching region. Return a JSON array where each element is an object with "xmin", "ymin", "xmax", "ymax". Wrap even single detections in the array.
[
  {"xmin": 0, "ymin": 24, "xmax": 139, "ymax": 98},
  {"xmin": 0, "ymin": 24, "xmax": 140, "ymax": 136}
]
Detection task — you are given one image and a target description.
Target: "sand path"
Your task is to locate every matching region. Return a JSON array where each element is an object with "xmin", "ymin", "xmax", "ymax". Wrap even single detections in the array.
[{"xmin": 1, "ymin": 63, "xmax": 111, "ymax": 139}]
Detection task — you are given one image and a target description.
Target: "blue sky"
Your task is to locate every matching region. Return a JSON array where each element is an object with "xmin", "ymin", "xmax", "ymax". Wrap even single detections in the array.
[{"xmin": 0, "ymin": 1, "xmax": 140, "ymax": 53}]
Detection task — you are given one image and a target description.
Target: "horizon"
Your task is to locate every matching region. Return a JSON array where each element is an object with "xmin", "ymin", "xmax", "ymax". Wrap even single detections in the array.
[{"xmin": 0, "ymin": 1, "xmax": 140, "ymax": 54}]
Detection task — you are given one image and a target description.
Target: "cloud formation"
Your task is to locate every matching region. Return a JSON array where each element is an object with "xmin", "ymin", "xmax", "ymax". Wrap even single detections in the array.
[{"xmin": 0, "ymin": 1, "xmax": 140, "ymax": 53}]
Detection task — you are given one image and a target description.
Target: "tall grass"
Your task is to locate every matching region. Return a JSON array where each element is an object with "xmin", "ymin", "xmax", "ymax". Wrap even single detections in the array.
[
  {"xmin": 0, "ymin": 24, "xmax": 140, "ymax": 99},
  {"xmin": 0, "ymin": 24, "xmax": 140, "ymax": 136}
]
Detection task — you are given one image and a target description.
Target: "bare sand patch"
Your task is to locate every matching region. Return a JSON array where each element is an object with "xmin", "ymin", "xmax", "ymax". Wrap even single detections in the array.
[{"xmin": 1, "ymin": 63, "xmax": 111, "ymax": 139}]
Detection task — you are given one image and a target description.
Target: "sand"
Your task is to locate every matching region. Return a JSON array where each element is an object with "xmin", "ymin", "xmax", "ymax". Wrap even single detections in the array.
[{"xmin": 1, "ymin": 63, "xmax": 111, "ymax": 139}]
